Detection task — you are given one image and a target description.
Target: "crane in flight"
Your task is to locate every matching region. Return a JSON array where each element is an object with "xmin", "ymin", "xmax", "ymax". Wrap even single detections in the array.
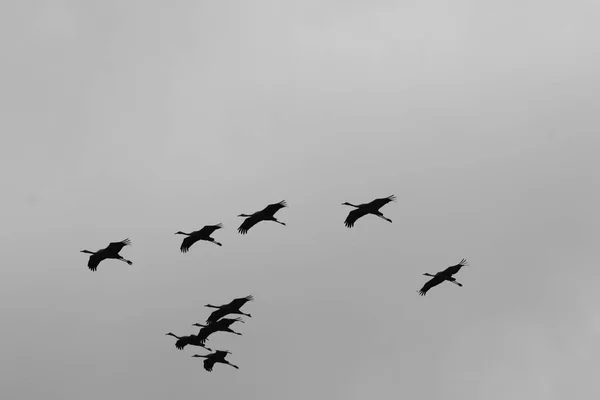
[
  {"xmin": 342, "ymin": 195, "xmax": 396, "ymax": 228},
  {"xmin": 80, "ymin": 238, "xmax": 133, "ymax": 271},
  {"xmin": 237, "ymin": 200, "xmax": 287, "ymax": 234},
  {"xmin": 192, "ymin": 350, "xmax": 239, "ymax": 372},
  {"xmin": 165, "ymin": 332, "xmax": 212, "ymax": 351},
  {"xmin": 192, "ymin": 317, "xmax": 244, "ymax": 344},
  {"xmin": 175, "ymin": 223, "xmax": 223, "ymax": 253},
  {"xmin": 205, "ymin": 295, "xmax": 253, "ymax": 324},
  {"xmin": 418, "ymin": 258, "xmax": 469, "ymax": 296}
]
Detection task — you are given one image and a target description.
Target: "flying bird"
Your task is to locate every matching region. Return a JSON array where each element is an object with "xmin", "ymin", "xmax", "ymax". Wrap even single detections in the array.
[
  {"xmin": 192, "ymin": 317, "xmax": 244, "ymax": 344},
  {"xmin": 237, "ymin": 200, "xmax": 287, "ymax": 234},
  {"xmin": 192, "ymin": 350, "xmax": 239, "ymax": 372},
  {"xmin": 418, "ymin": 258, "xmax": 469, "ymax": 296},
  {"xmin": 80, "ymin": 238, "xmax": 133, "ymax": 272},
  {"xmin": 342, "ymin": 195, "xmax": 396, "ymax": 228},
  {"xmin": 205, "ymin": 295, "xmax": 253, "ymax": 324},
  {"xmin": 175, "ymin": 223, "xmax": 223, "ymax": 253},
  {"xmin": 165, "ymin": 332, "xmax": 212, "ymax": 351}
]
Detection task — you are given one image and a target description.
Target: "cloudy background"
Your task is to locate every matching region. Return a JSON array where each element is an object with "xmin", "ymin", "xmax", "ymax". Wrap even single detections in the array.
[{"xmin": 1, "ymin": 1, "xmax": 599, "ymax": 399}]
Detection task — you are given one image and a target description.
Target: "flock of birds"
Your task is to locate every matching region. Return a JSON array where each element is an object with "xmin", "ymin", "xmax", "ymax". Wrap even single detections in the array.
[
  {"xmin": 80, "ymin": 195, "xmax": 471, "ymax": 371},
  {"xmin": 166, "ymin": 295, "xmax": 253, "ymax": 371}
]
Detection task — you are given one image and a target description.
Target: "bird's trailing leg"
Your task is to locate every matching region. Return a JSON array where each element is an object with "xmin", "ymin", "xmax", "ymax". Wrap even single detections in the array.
[
  {"xmin": 227, "ymin": 329, "xmax": 242, "ymax": 335},
  {"xmin": 273, "ymin": 219, "xmax": 286, "ymax": 226},
  {"xmin": 225, "ymin": 361, "xmax": 239, "ymax": 369},
  {"xmin": 119, "ymin": 257, "xmax": 133, "ymax": 265},
  {"xmin": 375, "ymin": 212, "xmax": 392, "ymax": 223},
  {"xmin": 449, "ymin": 279, "xmax": 463, "ymax": 287},
  {"xmin": 210, "ymin": 240, "xmax": 222, "ymax": 246}
]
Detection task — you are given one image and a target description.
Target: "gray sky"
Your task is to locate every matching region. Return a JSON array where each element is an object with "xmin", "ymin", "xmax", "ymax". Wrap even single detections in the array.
[{"xmin": 1, "ymin": 1, "xmax": 599, "ymax": 399}]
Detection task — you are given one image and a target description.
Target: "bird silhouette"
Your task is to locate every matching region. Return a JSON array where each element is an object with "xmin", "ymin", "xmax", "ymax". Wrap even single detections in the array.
[
  {"xmin": 342, "ymin": 195, "xmax": 396, "ymax": 228},
  {"xmin": 80, "ymin": 238, "xmax": 133, "ymax": 271},
  {"xmin": 192, "ymin": 350, "xmax": 239, "ymax": 372},
  {"xmin": 165, "ymin": 332, "xmax": 213, "ymax": 351},
  {"xmin": 205, "ymin": 295, "xmax": 253, "ymax": 324},
  {"xmin": 237, "ymin": 201, "xmax": 287, "ymax": 234},
  {"xmin": 175, "ymin": 223, "xmax": 223, "ymax": 253},
  {"xmin": 192, "ymin": 317, "xmax": 244, "ymax": 344},
  {"xmin": 418, "ymin": 258, "xmax": 469, "ymax": 296}
]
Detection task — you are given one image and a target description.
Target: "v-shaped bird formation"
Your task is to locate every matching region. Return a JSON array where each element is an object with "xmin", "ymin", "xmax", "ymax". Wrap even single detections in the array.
[{"xmin": 80, "ymin": 195, "xmax": 473, "ymax": 372}]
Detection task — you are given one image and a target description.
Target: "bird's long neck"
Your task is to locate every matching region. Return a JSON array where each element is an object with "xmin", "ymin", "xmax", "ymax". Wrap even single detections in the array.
[
  {"xmin": 205, "ymin": 304, "xmax": 220, "ymax": 309},
  {"xmin": 424, "ymin": 273, "xmax": 436, "ymax": 277},
  {"xmin": 166, "ymin": 333, "xmax": 180, "ymax": 339},
  {"xmin": 194, "ymin": 323, "xmax": 207, "ymax": 328},
  {"xmin": 175, "ymin": 232, "xmax": 190, "ymax": 236},
  {"xmin": 81, "ymin": 250, "xmax": 95, "ymax": 255},
  {"xmin": 344, "ymin": 203, "xmax": 360, "ymax": 208},
  {"xmin": 238, "ymin": 214, "xmax": 252, "ymax": 217}
]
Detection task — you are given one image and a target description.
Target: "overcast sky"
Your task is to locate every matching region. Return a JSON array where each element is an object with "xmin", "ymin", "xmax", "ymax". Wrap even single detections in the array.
[{"xmin": 1, "ymin": 1, "xmax": 600, "ymax": 399}]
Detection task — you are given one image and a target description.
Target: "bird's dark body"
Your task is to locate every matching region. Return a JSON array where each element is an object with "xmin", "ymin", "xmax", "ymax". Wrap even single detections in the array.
[
  {"xmin": 177, "ymin": 224, "xmax": 223, "ymax": 253},
  {"xmin": 195, "ymin": 317, "xmax": 243, "ymax": 344},
  {"xmin": 419, "ymin": 259, "xmax": 469, "ymax": 296},
  {"xmin": 193, "ymin": 350, "xmax": 238, "ymax": 372},
  {"xmin": 237, "ymin": 201, "xmax": 287, "ymax": 234},
  {"xmin": 205, "ymin": 295, "xmax": 253, "ymax": 324},
  {"xmin": 81, "ymin": 239, "xmax": 132, "ymax": 271},
  {"xmin": 165, "ymin": 332, "xmax": 212, "ymax": 351},
  {"xmin": 342, "ymin": 195, "xmax": 396, "ymax": 228}
]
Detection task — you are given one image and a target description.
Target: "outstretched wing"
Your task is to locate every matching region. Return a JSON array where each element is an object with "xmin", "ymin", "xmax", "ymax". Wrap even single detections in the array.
[
  {"xmin": 105, "ymin": 238, "xmax": 131, "ymax": 254},
  {"xmin": 344, "ymin": 208, "xmax": 368, "ymax": 228},
  {"xmin": 180, "ymin": 236, "xmax": 201, "ymax": 253},
  {"xmin": 206, "ymin": 308, "xmax": 229, "ymax": 324},
  {"xmin": 368, "ymin": 195, "xmax": 396, "ymax": 210},
  {"xmin": 196, "ymin": 325, "xmax": 218, "ymax": 344},
  {"xmin": 203, "ymin": 358, "xmax": 217, "ymax": 372},
  {"xmin": 237, "ymin": 216, "xmax": 260, "ymax": 235},
  {"xmin": 87, "ymin": 254, "xmax": 102, "ymax": 271},
  {"xmin": 227, "ymin": 295, "xmax": 254, "ymax": 309},
  {"xmin": 418, "ymin": 276, "xmax": 442, "ymax": 296},
  {"xmin": 261, "ymin": 200, "xmax": 287, "ymax": 216},
  {"xmin": 441, "ymin": 259, "xmax": 468, "ymax": 276},
  {"xmin": 175, "ymin": 336, "xmax": 190, "ymax": 350},
  {"xmin": 198, "ymin": 223, "xmax": 223, "ymax": 237}
]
